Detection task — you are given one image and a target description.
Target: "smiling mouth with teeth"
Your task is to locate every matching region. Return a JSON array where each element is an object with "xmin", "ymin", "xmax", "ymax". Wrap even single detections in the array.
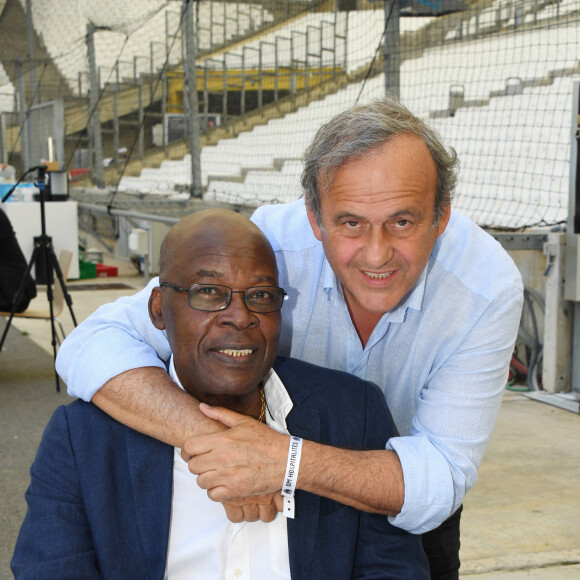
[
  {"xmin": 217, "ymin": 348, "xmax": 253, "ymax": 357},
  {"xmin": 363, "ymin": 271, "xmax": 393, "ymax": 279}
]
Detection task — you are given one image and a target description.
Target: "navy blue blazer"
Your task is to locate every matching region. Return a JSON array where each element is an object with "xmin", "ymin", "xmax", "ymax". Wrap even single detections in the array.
[{"xmin": 12, "ymin": 357, "xmax": 429, "ymax": 579}]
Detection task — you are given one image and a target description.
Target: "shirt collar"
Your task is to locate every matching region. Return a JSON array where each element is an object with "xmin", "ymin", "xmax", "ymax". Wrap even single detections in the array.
[
  {"xmin": 260, "ymin": 367, "xmax": 294, "ymax": 432},
  {"xmin": 320, "ymin": 255, "xmax": 428, "ymax": 323}
]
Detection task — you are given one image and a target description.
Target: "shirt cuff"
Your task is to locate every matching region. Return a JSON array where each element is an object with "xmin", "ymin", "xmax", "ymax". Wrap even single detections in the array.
[{"xmin": 386, "ymin": 434, "xmax": 458, "ymax": 534}]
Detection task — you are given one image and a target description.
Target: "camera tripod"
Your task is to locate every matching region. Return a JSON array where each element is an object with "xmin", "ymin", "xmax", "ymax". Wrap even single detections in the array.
[{"xmin": 0, "ymin": 165, "xmax": 77, "ymax": 391}]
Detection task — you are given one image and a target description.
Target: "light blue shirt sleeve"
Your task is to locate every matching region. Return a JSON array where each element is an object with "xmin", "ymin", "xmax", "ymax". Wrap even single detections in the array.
[
  {"xmin": 386, "ymin": 285, "xmax": 523, "ymax": 533},
  {"xmin": 56, "ymin": 278, "xmax": 171, "ymax": 401}
]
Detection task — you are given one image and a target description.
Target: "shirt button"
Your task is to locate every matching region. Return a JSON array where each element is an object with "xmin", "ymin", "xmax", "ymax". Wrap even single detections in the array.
[{"xmin": 233, "ymin": 569, "xmax": 243, "ymax": 578}]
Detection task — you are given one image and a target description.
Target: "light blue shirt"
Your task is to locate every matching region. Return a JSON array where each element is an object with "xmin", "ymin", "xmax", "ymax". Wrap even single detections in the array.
[{"xmin": 57, "ymin": 199, "xmax": 523, "ymax": 534}]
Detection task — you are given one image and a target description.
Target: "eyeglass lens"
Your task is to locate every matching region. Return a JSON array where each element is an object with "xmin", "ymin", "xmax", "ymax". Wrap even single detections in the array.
[{"xmin": 188, "ymin": 284, "xmax": 284, "ymax": 313}]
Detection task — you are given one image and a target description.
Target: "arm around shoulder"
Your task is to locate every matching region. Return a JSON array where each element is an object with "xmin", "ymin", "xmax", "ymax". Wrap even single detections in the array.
[
  {"xmin": 93, "ymin": 366, "xmax": 220, "ymax": 447},
  {"xmin": 56, "ymin": 278, "xmax": 170, "ymax": 401}
]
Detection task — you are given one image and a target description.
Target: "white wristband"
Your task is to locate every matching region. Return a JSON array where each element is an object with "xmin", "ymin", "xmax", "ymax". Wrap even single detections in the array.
[{"xmin": 281, "ymin": 436, "xmax": 302, "ymax": 519}]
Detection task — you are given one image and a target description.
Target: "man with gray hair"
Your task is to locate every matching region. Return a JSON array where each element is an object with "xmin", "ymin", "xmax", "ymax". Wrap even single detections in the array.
[{"xmin": 57, "ymin": 97, "xmax": 523, "ymax": 579}]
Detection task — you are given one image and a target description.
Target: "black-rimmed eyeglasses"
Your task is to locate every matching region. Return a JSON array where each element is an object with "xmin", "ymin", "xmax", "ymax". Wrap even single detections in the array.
[{"xmin": 159, "ymin": 282, "xmax": 288, "ymax": 313}]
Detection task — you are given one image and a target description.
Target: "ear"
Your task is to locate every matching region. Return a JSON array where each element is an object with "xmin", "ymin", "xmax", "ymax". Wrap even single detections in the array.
[
  {"xmin": 148, "ymin": 287, "xmax": 166, "ymax": 330},
  {"xmin": 435, "ymin": 203, "xmax": 451, "ymax": 238},
  {"xmin": 306, "ymin": 204, "xmax": 323, "ymax": 242}
]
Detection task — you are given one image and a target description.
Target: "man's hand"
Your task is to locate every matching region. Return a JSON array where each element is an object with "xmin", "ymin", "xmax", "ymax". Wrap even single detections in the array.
[
  {"xmin": 222, "ymin": 493, "xmax": 285, "ymax": 523},
  {"xmin": 182, "ymin": 404, "xmax": 289, "ymax": 503},
  {"xmin": 184, "ymin": 403, "xmax": 404, "ymax": 521}
]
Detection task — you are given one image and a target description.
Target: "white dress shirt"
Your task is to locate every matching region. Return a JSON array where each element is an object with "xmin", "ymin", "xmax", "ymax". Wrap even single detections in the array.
[{"xmin": 164, "ymin": 359, "xmax": 293, "ymax": 580}]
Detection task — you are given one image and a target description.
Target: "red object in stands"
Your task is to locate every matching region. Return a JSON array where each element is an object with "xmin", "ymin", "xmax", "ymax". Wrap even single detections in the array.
[
  {"xmin": 96, "ymin": 264, "xmax": 118, "ymax": 277},
  {"xmin": 69, "ymin": 169, "xmax": 90, "ymax": 181}
]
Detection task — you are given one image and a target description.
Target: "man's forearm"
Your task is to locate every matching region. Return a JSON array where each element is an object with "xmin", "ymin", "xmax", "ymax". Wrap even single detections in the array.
[
  {"xmin": 298, "ymin": 441, "xmax": 405, "ymax": 516},
  {"xmin": 188, "ymin": 406, "xmax": 405, "ymax": 516},
  {"xmin": 92, "ymin": 367, "xmax": 222, "ymax": 448}
]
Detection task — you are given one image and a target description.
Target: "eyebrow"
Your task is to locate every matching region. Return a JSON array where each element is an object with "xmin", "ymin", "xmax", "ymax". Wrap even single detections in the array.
[
  {"xmin": 334, "ymin": 211, "xmax": 363, "ymax": 221},
  {"xmin": 194, "ymin": 270, "xmax": 277, "ymax": 285},
  {"xmin": 254, "ymin": 274, "xmax": 277, "ymax": 284},
  {"xmin": 195, "ymin": 269, "xmax": 221, "ymax": 279},
  {"xmin": 334, "ymin": 208, "xmax": 422, "ymax": 221}
]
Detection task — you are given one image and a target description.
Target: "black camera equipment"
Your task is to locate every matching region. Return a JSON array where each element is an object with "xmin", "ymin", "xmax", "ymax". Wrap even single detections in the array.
[{"xmin": 0, "ymin": 165, "xmax": 77, "ymax": 391}]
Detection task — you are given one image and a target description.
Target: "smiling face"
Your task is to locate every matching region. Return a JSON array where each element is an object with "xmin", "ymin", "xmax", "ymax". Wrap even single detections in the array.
[
  {"xmin": 149, "ymin": 211, "xmax": 281, "ymax": 415},
  {"xmin": 307, "ymin": 134, "xmax": 450, "ymax": 337}
]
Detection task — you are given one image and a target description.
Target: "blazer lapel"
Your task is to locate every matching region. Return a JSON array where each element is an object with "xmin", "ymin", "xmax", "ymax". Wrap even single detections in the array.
[{"xmin": 126, "ymin": 430, "xmax": 174, "ymax": 580}]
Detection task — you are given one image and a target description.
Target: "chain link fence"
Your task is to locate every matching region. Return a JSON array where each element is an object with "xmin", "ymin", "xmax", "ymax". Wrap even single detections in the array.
[{"xmin": 0, "ymin": 0, "xmax": 579, "ymax": 229}]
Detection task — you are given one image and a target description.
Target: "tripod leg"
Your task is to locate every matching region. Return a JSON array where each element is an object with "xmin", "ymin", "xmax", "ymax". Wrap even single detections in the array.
[
  {"xmin": 0, "ymin": 247, "xmax": 39, "ymax": 353},
  {"xmin": 43, "ymin": 247, "xmax": 60, "ymax": 392}
]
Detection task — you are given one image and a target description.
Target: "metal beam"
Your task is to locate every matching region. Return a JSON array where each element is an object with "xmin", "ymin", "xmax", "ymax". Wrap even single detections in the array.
[
  {"xmin": 384, "ymin": 0, "xmax": 401, "ymax": 97},
  {"xmin": 491, "ymin": 232, "xmax": 548, "ymax": 252},
  {"xmin": 184, "ymin": 0, "xmax": 203, "ymax": 198}
]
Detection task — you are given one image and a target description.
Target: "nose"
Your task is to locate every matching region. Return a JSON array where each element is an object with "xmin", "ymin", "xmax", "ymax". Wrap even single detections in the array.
[
  {"xmin": 217, "ymin": 291, "xmax": 258, "ymax": 329},
  {"xmin": 363, "ymin": 226, "xmax": 393, "ymax": 268}
]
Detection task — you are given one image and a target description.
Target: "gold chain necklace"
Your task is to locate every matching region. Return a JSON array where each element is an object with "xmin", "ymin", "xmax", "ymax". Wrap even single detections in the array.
[{"xmin": 258, "ymin": 385, "xmax": 266, "ymax": 423}]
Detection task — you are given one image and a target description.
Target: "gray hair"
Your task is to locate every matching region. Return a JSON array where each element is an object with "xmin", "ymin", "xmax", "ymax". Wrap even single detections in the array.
[{"xmin": 301, "ymin": 96, "xmax": 458, "ymax": 226}]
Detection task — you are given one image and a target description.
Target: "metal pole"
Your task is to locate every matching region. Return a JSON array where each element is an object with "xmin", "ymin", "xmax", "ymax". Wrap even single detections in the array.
[
  {"xmin": 319, "ymin": 25, "xmax": 323, "ymax": 88},
  {"xmin": 138, "ymin": 77, "xmax": 144, "ymax": 161},
  {"xmin": 258, "ymin": 44, "xmax": 263, "ymax": 114},
  {"xmin": 150, "ymin": 42, "xmax": 155, "ymax": 97},
  {"xmin": 86, "ymin": 22, "xmax": 105, "ymax": 188},
  {"xmin": 274, "ymin": 38, "xmax": 279, "ymax": 104},
  {"xmin": 305, "ymin": 29, "xmax": 310, "ymax": 93},
  {"xmin": 209, "ymin": 0, "xmax": 214, "ymax": 48},
  {"xmin": 184, "ymin": 0, "xmax": 203, "ymax": 197},
  {"xmin": 290, "ymin": 35, "xmax": 295, "ymax": 99},
  {"xmin": 565, "ymin": 81, "xmax": 580, "ymax": 394},
  {"xmin": 162, "ymin": 69, "xmax": 167, "ymax": 153},
  {"xmin": 241, "ymin": 49, "xmax": 246, "ymax": 121},
  {"xmin": 222, "ymin": 55, "xmax": 228, "ymax": 126},
  {"xmin": 25, "ymin": 0, "xmax": 37, "ymax": 105},
  {"xmin": 203, "ymin": 66, "xmax": 209, "ymax": 134},
  {"xmin": 86, "ymin": 89, "xmax": 94, "ymax": 178},
  {"xmin": 383, "ymin": 0, "xmax": 400, "ymax": 98},
  {"xmin": 113, "ymin": 68, "xmax": 120, "ymax": 168},
  {"xmin": 165, "ymin": 10, "xmax": 171, "ymax": 58},
  {"xmin": 16, "ymin": 59, "xmax": 29, "ymax": 171},
  {"xmin": 25, "ymin": 0, "xmax": 36, "ymax": 167},
  {"xmin": 345, "ymin": 10, "xmax": 349, "ymax": 76},
  {"xmin": 0, "ymin": 112, "xmax": 4, "ymax": 165},
  {"xmin": 54, "ymin": 98, "xmax": 65, "ymax": 169},
  {"xmin": 333, "ymin": 16, "xmax": 337, "ymax": 80}
]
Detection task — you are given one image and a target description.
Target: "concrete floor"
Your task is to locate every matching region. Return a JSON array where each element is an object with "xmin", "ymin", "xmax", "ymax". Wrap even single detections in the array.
[
  {"xmin": 1, "ymin": 256, "xmax": 579, "ymax": 579},
  {"xmin": 459, "ymin": 393, "xmax": 580, "ymax": 577}
]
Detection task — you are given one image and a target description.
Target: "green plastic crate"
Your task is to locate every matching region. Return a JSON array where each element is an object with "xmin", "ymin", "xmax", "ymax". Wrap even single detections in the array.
[{"xmin": 79, "ymin": 260, "xmax": 97, "ymax": 279}]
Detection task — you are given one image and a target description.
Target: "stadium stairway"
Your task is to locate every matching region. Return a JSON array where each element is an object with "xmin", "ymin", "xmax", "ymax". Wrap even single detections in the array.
[{"xmin": 0, "ymin": 0, "xmax": 71, "ymax": 103}]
